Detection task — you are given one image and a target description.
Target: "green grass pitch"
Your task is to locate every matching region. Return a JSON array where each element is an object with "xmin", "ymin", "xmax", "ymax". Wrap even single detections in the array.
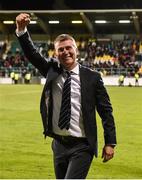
[{"xmin": 0, "ymin": 85, "xmax": 142, "ymax": 179}]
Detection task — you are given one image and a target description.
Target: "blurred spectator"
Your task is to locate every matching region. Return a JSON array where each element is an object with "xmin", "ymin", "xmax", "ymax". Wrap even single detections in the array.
[
  {"xmin": 118, "ymin": 74, "xmax": 125, "ymax": 86},
  {"xmin": 10, "ymin": 71, "xmax": 15, "ymax": 84},
  {"xmin": 134, "ymin": 72, "xmax": 139, "ymax": 86},
  {"xmin": 24, "ymin": 72, "xmax": 31, "ymax": 84},
  {"xmin": 14, "ymin": 72, "xmax": 19, "ymax": 84}
]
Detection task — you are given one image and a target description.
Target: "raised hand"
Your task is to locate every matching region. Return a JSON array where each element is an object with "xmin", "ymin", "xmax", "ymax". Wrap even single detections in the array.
[{"xmin": 16, "ymin": 13, "xmax": 31, "ymax": 32}]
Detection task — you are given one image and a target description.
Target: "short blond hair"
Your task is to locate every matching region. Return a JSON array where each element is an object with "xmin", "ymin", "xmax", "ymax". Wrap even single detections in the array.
[{"xmin": 54, "ymin": 34, "xmax": 77, "ymax": 48}]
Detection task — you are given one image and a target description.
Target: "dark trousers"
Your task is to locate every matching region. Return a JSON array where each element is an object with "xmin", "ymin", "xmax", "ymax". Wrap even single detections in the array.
[{"xmin": 51, "ymin": 136, "xmax": 94, "ymax": 179}]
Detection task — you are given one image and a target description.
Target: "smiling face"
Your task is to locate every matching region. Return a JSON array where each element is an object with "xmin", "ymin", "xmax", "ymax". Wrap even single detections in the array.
[{"xmin": 54, "ymin": 35, "xmax": 78, "ymax": 71}]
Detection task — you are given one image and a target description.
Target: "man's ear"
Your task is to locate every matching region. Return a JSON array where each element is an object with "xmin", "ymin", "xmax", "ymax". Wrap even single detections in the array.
[
  {"xmin": 54, "ymin": 49, "xmax": 58, "ymax": 58},
  {"xmin": 76, "ymin": 48, "xmax": 79, "ymax": 56}
]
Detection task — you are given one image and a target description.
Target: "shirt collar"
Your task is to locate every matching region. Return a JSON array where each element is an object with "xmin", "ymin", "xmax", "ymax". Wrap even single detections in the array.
[
  {"xmin": 62, "ymin": 63, "xmax": 79, "ymax": 76},
  {"xmin": 72, "ymin": 63, "xmax": 79, "ymax": 75},
  {"xmin": 64, "ymin": 63, "xmax": 79, "ymax": 75}
]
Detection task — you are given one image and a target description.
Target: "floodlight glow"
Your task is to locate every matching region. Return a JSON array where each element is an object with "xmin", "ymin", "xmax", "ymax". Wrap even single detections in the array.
[
  {"xmin": 95, "ymin": 20, "xmax": 107, "ymax": 24},
  {"xmin": 49, "ymin": 21, "xmax": 59, "ymax": 24},
  {"xmin": 30, "ymin": 21, "xmax": 37, "ymax": 24},
  {"xmin": 71, "ymin": 20, "xmax": 83, "ymax": 24},
  {"xmin": 119, "ymin": 20, "xmax": 130, "ymax": 23},
  {"xmin": 3, "ymin": 21, "xmax": 14, "ymax": 24}
]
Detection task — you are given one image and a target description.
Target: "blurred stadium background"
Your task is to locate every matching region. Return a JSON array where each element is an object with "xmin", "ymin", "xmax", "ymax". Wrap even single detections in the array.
[
  {"xmin": 0, "ymin": 0, "xmax": 142, "ymax": 85},
  {"xmin": 0, "ymin": 0, "xmax": 142, "ymax": 179}
]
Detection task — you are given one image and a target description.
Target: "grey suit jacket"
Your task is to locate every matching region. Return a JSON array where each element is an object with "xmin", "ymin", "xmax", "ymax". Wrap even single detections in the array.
[{"xmin": 17, "ymin": 31, "xmax": 117, "ymax": 156}]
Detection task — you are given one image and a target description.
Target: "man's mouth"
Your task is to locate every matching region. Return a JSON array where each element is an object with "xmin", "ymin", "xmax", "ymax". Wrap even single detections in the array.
[{"xmin": 64, "ymin": 56, "xmax": 72, "ymax": 60}]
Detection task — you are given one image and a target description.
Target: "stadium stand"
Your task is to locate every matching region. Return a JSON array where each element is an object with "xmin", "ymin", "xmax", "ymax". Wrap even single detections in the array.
[{"xmin": 0, "ymin": 38, "xmax": 142, "ymax": 78}]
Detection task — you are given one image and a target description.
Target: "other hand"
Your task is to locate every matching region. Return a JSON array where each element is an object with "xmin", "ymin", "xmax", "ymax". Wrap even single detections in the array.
[{"xmin": 102, "ymin": 145, "xmax": 114, "ymax": 163}]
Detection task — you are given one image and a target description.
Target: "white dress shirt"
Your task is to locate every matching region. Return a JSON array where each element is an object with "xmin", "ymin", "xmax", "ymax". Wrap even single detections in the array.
[{"xmin": 52, "ymin": 64, "xmax": 85, "ymax": 137}]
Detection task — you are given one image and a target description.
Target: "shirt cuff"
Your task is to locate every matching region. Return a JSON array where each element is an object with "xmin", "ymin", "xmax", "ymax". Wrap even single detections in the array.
[
  {"xmin": 106, "ymin": 144, "xmax": 116, "ymax": 148},
  {"xmin": 16, "ymin": 27, "xmax": 27, "ymax": 37}
]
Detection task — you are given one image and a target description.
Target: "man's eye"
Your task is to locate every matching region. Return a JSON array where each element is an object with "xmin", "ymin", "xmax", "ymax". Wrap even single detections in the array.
[
  {"xmin": 66, "ymin": 46, "xmax": 72, "ymax": 50},
  {"xmin": 58, "ymin": 46, "xmax": 72, "ymax": 52},
  {"xmin": 58, "ymin": 48, "xmax": 64, "ymax": 52}
]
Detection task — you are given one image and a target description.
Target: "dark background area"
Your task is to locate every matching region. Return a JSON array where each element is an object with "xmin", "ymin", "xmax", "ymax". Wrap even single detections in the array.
[
  {"xmin": 0, "ymin": 0, "xmax": 142, "ymax": 38},
  {"xmin": 0, "ymin": 0, "xmax": 142, "ymax": 10}
]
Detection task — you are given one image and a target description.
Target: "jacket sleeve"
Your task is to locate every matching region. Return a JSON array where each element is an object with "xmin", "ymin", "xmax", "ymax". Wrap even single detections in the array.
[
  {"xmin": 16, "ymin": 31, "xmax": 53, "ymax": 77},
  {"xmin": 95, "ymin": 73, "xmax": 117, "ymax": 145}
]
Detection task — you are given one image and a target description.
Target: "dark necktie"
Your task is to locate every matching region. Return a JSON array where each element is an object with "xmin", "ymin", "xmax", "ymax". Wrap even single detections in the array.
[{"xmin": 58, "ymin": 71, "xmax": 71, "ymax": 130}]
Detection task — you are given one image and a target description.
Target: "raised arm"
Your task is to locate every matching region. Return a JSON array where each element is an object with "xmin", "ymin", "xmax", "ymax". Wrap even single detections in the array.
[{"xmin": 16, "ymin": 13, "xmax": 53, "ymax": 77}]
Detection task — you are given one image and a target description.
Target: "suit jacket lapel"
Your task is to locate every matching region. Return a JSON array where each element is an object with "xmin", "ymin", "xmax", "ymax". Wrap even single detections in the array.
[
  {"xmin": 41, "ymin": 68, "xmax": 62, "ymax": 136},
  {"xmin": 79, "ymin": 66, "xmax": 88, "ymax": 102}
]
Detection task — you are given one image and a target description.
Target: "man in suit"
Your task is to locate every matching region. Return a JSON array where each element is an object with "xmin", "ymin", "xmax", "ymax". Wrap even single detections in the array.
[{"xmin": 16, "ymin": 13, "xmax": 117, "ymax": 179}]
